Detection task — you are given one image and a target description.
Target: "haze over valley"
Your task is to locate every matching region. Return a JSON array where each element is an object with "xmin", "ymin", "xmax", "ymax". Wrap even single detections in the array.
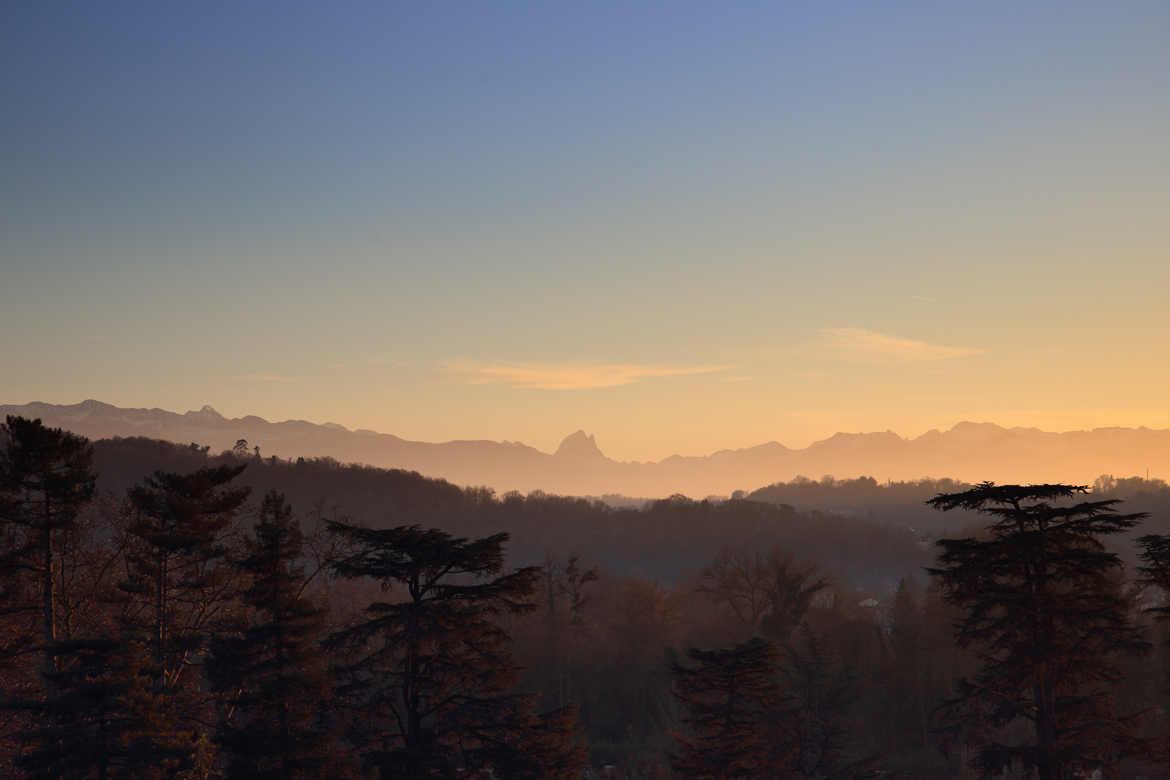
[{"xmin": 5, "ymin": 399, "xmax": 1167, "ymax": 497}]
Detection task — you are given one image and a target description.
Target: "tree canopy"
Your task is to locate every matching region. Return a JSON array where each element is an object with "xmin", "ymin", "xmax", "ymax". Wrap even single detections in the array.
[{"xmin": 927, "ymin": 482, "xmax": 1151, "ymax": 779}]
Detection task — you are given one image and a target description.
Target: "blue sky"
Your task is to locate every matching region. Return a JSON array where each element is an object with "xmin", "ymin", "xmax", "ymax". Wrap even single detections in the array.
[{"xmin": 3, "ymin": 1, "xmax": 1169, "ymax": 459}]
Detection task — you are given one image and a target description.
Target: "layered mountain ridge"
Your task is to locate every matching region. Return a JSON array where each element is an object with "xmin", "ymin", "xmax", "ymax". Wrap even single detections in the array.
[{"xmin": 2, "ymin": 399, "xmax": 1167, "ymax": 497}]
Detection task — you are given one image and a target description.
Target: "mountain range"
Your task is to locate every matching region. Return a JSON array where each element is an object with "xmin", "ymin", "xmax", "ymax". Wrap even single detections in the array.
[{"xmin": 2, "ymin": 400, "xmax": 1167, "ymax": 497}]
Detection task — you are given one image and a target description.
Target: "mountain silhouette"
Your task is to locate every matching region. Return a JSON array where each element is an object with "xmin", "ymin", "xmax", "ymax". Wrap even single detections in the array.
[
  {"xmin": 555, "ymin": 430, "xmax": 607, "ymax": 460},
  {"xmin": 2, "ymin": 400, "xmax": 1167, "ymax": 497}
]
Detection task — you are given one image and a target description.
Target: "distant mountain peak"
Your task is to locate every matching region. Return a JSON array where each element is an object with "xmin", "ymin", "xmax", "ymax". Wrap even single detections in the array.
[
  {"xmin": 948, "ymin": 421, "xmax": 1008, "ymax": 439},
  {"xmin": 555, "ymin": 430, "xmax": 606, "ymax": 459},
  {"xmin": 950, "ymin": 421, "xmax": 1003, "ymax": 431},
  {"xmin": 3, "ymin": 399, "xmax": 1169, "ymax": 495}
]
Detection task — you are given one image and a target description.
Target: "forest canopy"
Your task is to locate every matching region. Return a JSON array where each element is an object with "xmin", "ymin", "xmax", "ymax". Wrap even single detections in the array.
[{"xmin": 4, "ymin": 420, "xmax": 1170, "ymax": 777}]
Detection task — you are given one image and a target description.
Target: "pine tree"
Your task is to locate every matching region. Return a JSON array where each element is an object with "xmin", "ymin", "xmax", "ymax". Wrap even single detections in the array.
[
  {"xmin": 17, "ymin": 635, "xmax": 183, "ymax": 780},
  {"xmin": 670, "ymin": 637, "xmax": 792, "ymax": 778},
  {"xmin": 325, "ymin": 522, "xmax": 564, "ymax": 778},
  {"xmin": 0, "ymin": 416, "xmax": 96, "ymax": 689},
  {"xmin": 207, "ymin": 490, "xmax": 331, "ymax": 779},
  {"xmin": 927, "ymin": 482, "xmax": 1152, "ymax": 779},
  {"xmin": 118, "ymin": 463, "xmax": 250, "ymax": 769},
  {"xmin": 0, "ymin": 416, "xmax": 104, "ymax": 774}
]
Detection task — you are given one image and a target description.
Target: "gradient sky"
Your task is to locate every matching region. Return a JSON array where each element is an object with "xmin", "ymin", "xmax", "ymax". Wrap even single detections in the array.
[{"xmin": 3, "ymin": 1, "xmax": 1169, "ymax": 461}]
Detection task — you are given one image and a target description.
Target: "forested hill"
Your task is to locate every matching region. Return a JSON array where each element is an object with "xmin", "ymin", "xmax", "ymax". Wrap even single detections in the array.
[
  {"xmin": 7, "ymin": 399, "xmax": 1170, "ymax": 496},
  {"xmin": 91, "ymin": 436, "xmax": 933, "ymax": 590},
  {"xmin": 748, "ymin": 474, "xmax": 1170, "ymax": 540},
  {"xmin": 56, "ymin": 435, "xmax": 1170, "ymax": 589},
  {"xmin": 10, "ymin": 427, "xmax": 1170, "ymax": 777}
]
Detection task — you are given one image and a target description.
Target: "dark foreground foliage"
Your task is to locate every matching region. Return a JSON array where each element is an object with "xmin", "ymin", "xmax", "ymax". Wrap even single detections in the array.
[
  {"xmin": 4, "ymin": 421, "xmax": 1170, "ymax": 777},
  {"xmin": 928, "ymin": 483, "xmax": 1153, "ymax": 779}
]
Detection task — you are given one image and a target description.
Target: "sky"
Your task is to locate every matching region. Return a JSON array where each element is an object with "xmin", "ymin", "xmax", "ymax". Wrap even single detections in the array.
[{"xmin": 2, "ymin": 1, "xmax": 1169, "ymax": 461}]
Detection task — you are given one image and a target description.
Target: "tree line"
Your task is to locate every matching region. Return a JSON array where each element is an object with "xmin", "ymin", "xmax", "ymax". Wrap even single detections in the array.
[
  {"xmin": 6, "ymin": 416, "xmax": 1170, "ymax": 778},
  {"xmin": 670, "ymin": 483, "xmax": 1170, "ymax": 778},
  {"xmin": 0, "ymin": 417, "xmax": 585, "ymax": 778}
]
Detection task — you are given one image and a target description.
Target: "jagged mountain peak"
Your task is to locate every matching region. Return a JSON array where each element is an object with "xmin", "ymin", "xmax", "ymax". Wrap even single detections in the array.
[
  {"xmin": 555, "ymin": 430, "xmax": 606, "ymax": 459},
  {"xmin": 2, "ymin": 399, "xmax": 1169, "ymax": 495}
]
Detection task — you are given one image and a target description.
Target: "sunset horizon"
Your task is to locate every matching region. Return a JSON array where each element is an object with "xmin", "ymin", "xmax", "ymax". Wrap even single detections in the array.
[
  {"xmin": 5, "ymin": 2, "xmax": 1168, "ymax": 466},
  {"xmin": 7, "ymin": 398, "xmax": 1169, "ymax": 499},
  {"xmin": 8, "ymin": 394, "xmax": 1170, "ymax": 463},
  {"xmin": 3, "ymin": 3, "xmax": 1169, "ymax": 775}
]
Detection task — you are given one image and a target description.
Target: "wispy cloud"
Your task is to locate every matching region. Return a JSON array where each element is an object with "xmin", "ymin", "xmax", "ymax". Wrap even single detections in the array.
[
  {"xmin": 819, "ymin": 328, "xmax": 984, "ymax": 362},
  {"xmin": 720, "ymin": 375, "xmax": 753, "ymax": 383},
  {"xmin": 445, "ymin": 360, "xmax": 730, "ymax": 390},
  {"xmin": 234, "ymin": 373, "xmax": 295, "ymax": 383}
]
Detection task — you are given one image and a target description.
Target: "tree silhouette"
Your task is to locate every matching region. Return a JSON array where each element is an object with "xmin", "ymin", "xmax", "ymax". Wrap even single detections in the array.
[
  {"xmin": 670, "ymin": 637, "xmax": 792, "ymax": 778},
  {"xmin": 781, "ymin": 623, "xmax": 860, "ymax": 778},
  {"xmin": 1137, "ymin": 533, "xmax": 1170, "ymax": 629},
  {"xmin": 927, "ymin": 482, "xmax": 1152, "ymax": 779},
  {"xmin": 15, "ymin": 635, "xmax": 180, "ymax": 780},
  {"xmin": 119, "ymin": 463, "xmax": 250, "ymax": 768},
  {"xmin": 326, "ymin": 522, "xmax": 575, "ymax": 777},
  {"xmin": 884, "ymin": 577, "xmax": 932, "ymax": 750},
  {"xmin": 1135, "ymin": 532, "xmax": 1170, "ymax": 760},
  {"xmin": 699, "ymin": 545, "xmax": 827, "ymax": 640},
  {"xmin": 0, "ymin": 416, "xmax": 96, "ymax": 689},
  {"xmin": 561, "ymin": 553, "xmax": 599, "ymax": 626},
  {"xmin": 207, "ymin": 490, "xmax": 332, "ymax": 779}
]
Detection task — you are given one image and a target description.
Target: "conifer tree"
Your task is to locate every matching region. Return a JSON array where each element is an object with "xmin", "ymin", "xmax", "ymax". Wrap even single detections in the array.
[
  {"xmin": 0, "ymin": 416, "xmax": 107, "ymax": 774},
  {"xmin": 118, "ymin": 463, "xmax": 250, "ymax": 768},
  {"xmin": 326, "ymin": 522, "xmax": 577, "ymax": 778},
  {"xmin": 670, "ymin": 637, "xmax": 792, "ymax": 778},
  {"xmin": 928, "ymin": 482, "xmax": 1152, "ymax": 779},
  {"xmin": 0, "ymin": 416, "xmax": 96, "ymax": 688},
  {"xmin": 207, "ymin": 490, "xmax": 331, "ymax": 779},
  {"xmin": 17, "ymin": 635, "xmax": 182, "ymax": 780}
]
